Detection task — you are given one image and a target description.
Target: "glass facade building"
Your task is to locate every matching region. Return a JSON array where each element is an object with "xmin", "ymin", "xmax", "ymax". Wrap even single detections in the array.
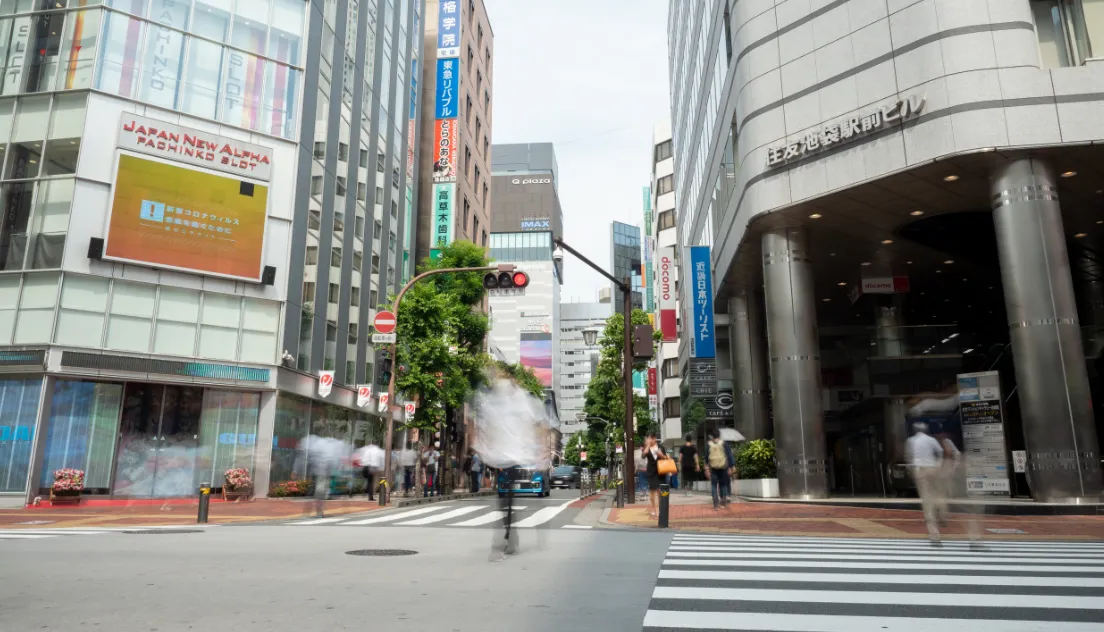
[{"xmin": 610, "ymin": 220, "xmax": 643, "ymax": 315}]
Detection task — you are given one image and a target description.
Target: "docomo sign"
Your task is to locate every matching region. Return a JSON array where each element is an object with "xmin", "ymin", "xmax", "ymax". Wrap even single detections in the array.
[
  {"xmin": 860, "ymin": 276, "xmax": 910, "ymax": 294},
  {"xmin": 118, "ymin": 115, "xmax": 273, "ymax": 181},
  {"xmin": 373, "ymin": 310, "xmax": 397, "ymax": 334},
  {"xmin": 318, "ymin": 370, "xmax": 335, "ymax": 397},
  {"xmin": 658, "ymin": 247, "xmax": 677, "ymax": 342}
]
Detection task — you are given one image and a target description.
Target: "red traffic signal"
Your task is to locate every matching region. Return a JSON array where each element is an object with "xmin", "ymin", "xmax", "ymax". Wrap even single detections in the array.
[
  {"xmin": 484, "ymin": 270, "xmax": 530, "ymax": 291},
  {"xmin": 512, "ymin": 271, "xmax": 529, "ymax": 288}
]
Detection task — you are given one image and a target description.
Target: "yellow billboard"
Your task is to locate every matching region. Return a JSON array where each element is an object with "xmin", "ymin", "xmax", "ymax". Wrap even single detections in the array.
[{"xmin": 105, "ymin": 153, "xmax": 269, "ymax": 281}]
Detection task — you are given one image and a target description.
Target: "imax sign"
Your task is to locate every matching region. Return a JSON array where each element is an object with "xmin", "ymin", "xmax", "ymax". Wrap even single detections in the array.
[{"xmin": 521, "ymin": 218, "xmax": 550, "ymax": 230}]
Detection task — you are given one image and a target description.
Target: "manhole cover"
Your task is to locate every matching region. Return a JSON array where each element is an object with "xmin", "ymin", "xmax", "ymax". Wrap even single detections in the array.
[
  {"xmin": 124, "ymin": 529, "xmax": 205, "ymax": 535},
  {"xmin": 345, "ymin": 549, "xmax": 417, "ymax": 556}
]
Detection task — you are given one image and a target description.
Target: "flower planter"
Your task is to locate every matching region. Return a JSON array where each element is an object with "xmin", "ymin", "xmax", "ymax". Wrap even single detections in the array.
[
  {"xmin": 49, "ymin": 489, "xmax": 82, "ymax": 506},
  {"xmin": 735, "ymin": 477, "xmax": 779, "ymax": 498},
  {"xmin": 222, "ymin": 487, "xmax": 253, "ymax": 502}
]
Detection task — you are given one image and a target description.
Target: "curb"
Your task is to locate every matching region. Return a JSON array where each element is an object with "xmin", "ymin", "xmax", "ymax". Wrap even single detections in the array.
[
  {"xmin": 394, "ymin": 490, "xmax": 494, "ymax": 507},
  {"xmin": 736, "ymin": 496, "xmax": 1104, "ymax": 516}
]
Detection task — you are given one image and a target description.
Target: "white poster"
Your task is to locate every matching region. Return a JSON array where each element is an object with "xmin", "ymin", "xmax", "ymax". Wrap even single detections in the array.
[
  {"xmin": 318, "ymin": 370, "xmax": 335, "ymax": 397},
  {"xmin": 356, "ymin": 384, "xmax": 372, "ymax": 408},
  {"xmin": 377, "ymin": 393, "xmax": 390, "ymax": 413},
  {"xmin": 957, "ymin": 371, "xmax": 1010, "ymax": 496},
  {"xmin": 404, "ymin": 402, "xmax": 416, "ymax": 421}
]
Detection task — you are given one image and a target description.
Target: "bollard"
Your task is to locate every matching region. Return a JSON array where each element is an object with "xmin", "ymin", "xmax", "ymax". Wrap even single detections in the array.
[
  {"xmin": 615, "ymin": 479, "xmax": 624, "ymax": 508},
  {"xmin": 658, "ymin": 483, "xmax": 670, "ymax": 528},
  {"xmin": 379, "ymin": 477, "xmax": 388, "ymax": 507},
  {"xmin": 197, "ymin": 482, "xmax": 211, "ymax": 524}
]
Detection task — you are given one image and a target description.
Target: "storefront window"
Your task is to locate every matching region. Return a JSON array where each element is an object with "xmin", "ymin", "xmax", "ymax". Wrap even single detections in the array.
[
  {"xmin": 271, "ymin": 393, "xmax": 309, "ymax": 483},
  {"xmin": 112, "ymin": 383, "xmax": 203, "ymax": 497},
  {"xmin": 194, "ymin": 389, "xmax": 260, "ymax": 489},
  {"xmin": 0, "ymin": 377, "xmax": 42, "ymax": 493},
  {"xmin": 39, "ymin": 380, "xmax": 123, "ymax": 493}
]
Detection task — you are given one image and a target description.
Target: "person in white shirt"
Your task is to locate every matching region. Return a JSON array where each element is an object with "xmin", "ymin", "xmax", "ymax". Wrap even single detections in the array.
[
  {"xmin": 905, "ymin": 422, "xmax": 947, "ymax": 544},
  {"xmin": 400, "ymin": 448, "xmax": 417, "ymax": 496},
  {"xmin": 353, "ymin": 442, "xmax": 385, "ymax": 501}
]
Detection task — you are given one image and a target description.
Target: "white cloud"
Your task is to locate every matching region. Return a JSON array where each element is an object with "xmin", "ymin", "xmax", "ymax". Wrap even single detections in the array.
[{"xmin": 483, "ymin": 0, "xmax": 670, "ymax": 303}]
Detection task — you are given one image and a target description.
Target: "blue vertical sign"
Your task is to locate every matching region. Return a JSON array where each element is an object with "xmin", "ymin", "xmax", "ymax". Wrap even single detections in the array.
[
  {"xmin": 435, "ymin": 58, "xmax": 458, "ymax": 119},
  {"xmin": 436, "ymin": 0, "xmax": 461, "ymax": 57},
  {"xmin": 690, "ymin": 246, "xmax": 716, "ymax": 358}
]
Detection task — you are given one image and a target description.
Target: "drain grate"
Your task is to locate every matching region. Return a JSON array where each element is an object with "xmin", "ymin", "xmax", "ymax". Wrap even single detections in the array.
[
  {"xmin": 346, "ymin": 549, "xmax": 418, "ymax": 556},
  {"xmin": 124, "ymin": 529, "xmax": 205, "ymax": 535}
]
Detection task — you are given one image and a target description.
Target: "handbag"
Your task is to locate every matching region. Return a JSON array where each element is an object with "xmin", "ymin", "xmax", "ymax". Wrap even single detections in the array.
[{"xmin": 657, "ymin": 455, "xmax": 677, "ymax": 476}]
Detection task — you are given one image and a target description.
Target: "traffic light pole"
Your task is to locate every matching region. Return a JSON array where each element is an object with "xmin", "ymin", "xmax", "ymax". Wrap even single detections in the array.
[
  {"xmin": 553, "ymin": 237, "xmax": 636, "ymax": 505},
  {"xmin": 379, "ymin": 264, "xmax": 508, "ymax": 506}
]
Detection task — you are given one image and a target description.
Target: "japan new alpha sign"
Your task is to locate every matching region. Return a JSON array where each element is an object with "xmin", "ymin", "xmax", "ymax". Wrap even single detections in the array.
[
  {"xmin": 689, "ymin": 246, "xmax": 715, "ymax": 358},
  {"xmin": 657, "ymin": 247, "xmax": 677, "ymax": 342}
]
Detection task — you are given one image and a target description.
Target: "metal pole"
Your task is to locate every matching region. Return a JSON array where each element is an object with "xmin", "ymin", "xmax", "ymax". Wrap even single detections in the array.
[
  {"xmin": 381, "ymin": 264, "xmax": 501, "ymax": 506},
  {"xmin": 658, "ymin": 483, "xmax": 670, "ymax": 528},
  {"xmin": 197, "ymin": 482, "xmax": 210, "ymax": 524},
  {"xmin": 623, "ymin": 277, "xmax": 636, "ymax": 506}
]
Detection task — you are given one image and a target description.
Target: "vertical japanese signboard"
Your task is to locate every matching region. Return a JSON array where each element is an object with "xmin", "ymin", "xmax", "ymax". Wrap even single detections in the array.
[
  {"xmin": 433, "ymin": 118, "xmax": 457, "ymax": 182},
  {"xmin": 689, "ymin": 246, "xmax": 715, "ymax": 358},
  {"xmin": 658, "ymin": 247, "xmax": 677, "ymax": 342},
  {"xmin": 436, "ymin": 0, "xmax": 461, "ymax": 57},
  {"xmin": 434, "ymin": 58, "xmax": 458, "ymax": 119},
  {"xmin": 431, "ymin": 0, "xmax": 460, "ymax": 259},
  {"xmin": 431, "ymin": 183, "xmax": 455, "ymax": 253},
  {"xmin": 957, "ymin": 371, "xmax": 1011, "ymax": 496}
]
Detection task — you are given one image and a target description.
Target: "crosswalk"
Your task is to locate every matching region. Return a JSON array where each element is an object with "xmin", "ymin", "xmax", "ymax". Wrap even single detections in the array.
[
  {"xmin": 286, "ymin": 498, "xmax": 581, "ymax": 529},
  {"xmin": 0, "ymin": 525, "xmax": 212, "ymax": 541},
  {"xmin": 642, "ymin": 533, "xmax": 1104, "ymax": 631}
]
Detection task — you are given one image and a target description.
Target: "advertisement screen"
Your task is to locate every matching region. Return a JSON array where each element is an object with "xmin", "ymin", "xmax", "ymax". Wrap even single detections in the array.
[
  {"xmin": 520, "ymin": 332, "xmax": 553, "ymax": 388},
  {"xmin": 105, "ymin": 153, "xmax": 268, "ymax": 281}
]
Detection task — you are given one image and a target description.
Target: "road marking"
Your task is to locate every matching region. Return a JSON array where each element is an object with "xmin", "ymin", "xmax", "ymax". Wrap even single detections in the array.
[
  {"xmin": 291, "ymin": 517, "xmax": 349, "ymax": 525},
  {"xmin": 641, "ymin": 610, "xmax": 1104, "ymax": 632},
  {"xmin": 562, "ymin": 525, "xmax": 593, "ymax": 529},
  {"xmin": 395, "ymin": 505, "xmax": 485, "ymax": 525},
  {"xmin": 662, "ymin": 557, "xmax": 1104, "ymax": 573},
  {"xmin": 0, "ymin": 530, "xmax": 110, "ymax": 535},
  {"xmin": 671, "ymin": 534, "xmax": 1104, "ymax": 549},
  {"xmin": 342, "ymin": 505, "xmax": 452, "ymax": 525},
  {"xmin": 657, "ymin": 569, "xmax": 1104, "ymax": 588},
  {"xmin": 667, "ymin": 543, "xmax": 1104, "ymax": 559},
  {"xmin": 670, "ymin": 536, "xmax": 1104, "ymax": 554},
  {"xmin": 665, "ymin": 548, "xmax": 1104, "ymax": 564},
  {"xmin": 651, "ymin": 586, "xmax": 1104, "ymax": 609},
  {"xmin": 0, "ymin": 533, "xmax": 53, "ymax": 539},
  {"xmin": 512, "ymin": 497, "xmax": 576, "ymax": 528}
]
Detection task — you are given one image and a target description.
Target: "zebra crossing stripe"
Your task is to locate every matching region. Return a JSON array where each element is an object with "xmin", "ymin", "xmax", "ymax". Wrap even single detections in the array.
[
  {"xmin": 513, "ymin": 497, "xmax": 576, "ymax": 528},
  {"xmin": 448, "ymin": 507, "xmax": 528, "ymax": 526},
  {"xmin": 642, "ymin": 610, "xmax": 1104, "ymax": 632},
  {"xmin": 291, "ymin": 517, "xmax": 348, "ymax": 525},
  {"xmin": 341, "ymin": 505, "xmax": 453, "ymax": 525},
  {"xmin": 656, "ymin": 569, "xmax": 1104, "ymax": 588},
  {"xmin": 395, "ymin": 505, "xmax": 485, "ymax": 525}
]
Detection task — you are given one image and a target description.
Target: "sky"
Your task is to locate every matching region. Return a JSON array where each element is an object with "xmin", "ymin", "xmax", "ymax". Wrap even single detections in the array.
[{"xmin": 483, "ymin": 0, "xmax": 671, "ymax": 304}]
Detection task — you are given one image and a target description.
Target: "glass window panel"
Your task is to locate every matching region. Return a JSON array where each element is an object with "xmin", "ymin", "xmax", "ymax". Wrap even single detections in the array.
[
  {"xmin": 240, "ymin": 330, "xmax": 275, "ymax": 363},
  {"xmin": 105, "ymin": 313, "xmax": 150, "ymax": 352},
  {"xmin": 270, "ymin": 0, "xmax": 304, "ymax": 65},
  {"xmin": 149, "ymin": 0, "xmax": 191, "ymax": 28},
  {"xmin": 242, "ymin": 298, "xmax": 279, "ymax": 332},
  {"xmin": 192, "ymin": 0, "xmax": 230, "ymax": 40},
  {"xmin": 14, "ymin": 273, "xmax": 57, "ymax": 342},
  {"xmin": 180, "ymin": 36, "xmax": 222, "ymax": 119},
  {"xmin": 153, "ymin": 319, "xmax": 195, "ymax": 355},
  {"xmin": 60, "ymin": 274, "xmax": 108, "ymax": 311},
  {"xmin": 138, "ymin": 6, "xmax": 187, "ymax": 109},
  {"xmin": 0, "ymin": 181, "xmax": 34, "ymax": 270},
  {"xmin": 20, "ymin": 10, "xmax": 67, "ymax": 94},
  {"xmin": 6, "ymin": 95, "xmax": 48, "ymax": 179},
  {"xmin": 194, "ymin": 390, "xmax": 260, "ymax": 489},
  {"xmin": 262, "ymin": 62, "xmax": 298, "ymax": 138},
  {"xmin": 56, "ymin": 308, "xmax": 104, "ymax": 347},
  {"xmin": 156, "ymin": 286, "xmax": 199, "ymax": 322},
  {"xmin": 231, "ymin": 0, "xmax": 269, "ymax": 56},
  {"xmin": 41, "ymin": 93, "xmax": 85, "ymax": 176},
  {"xmin": 109, "ymin": 279, "xmax": 155, "ymax": 317},
  {"xmin": 220, "ymin": 49, "xmax": 266, "ymax": 131},
  {"xmin": 56, "ymin": 273, "xmax": 106, "ymax": 346},
  {"xmin": 271, "ymin": 393, "xmax": 309, "ymax": 483},
  {"xmin": 201, "ymin": 292, "xmax": 240, "ymax": 326},
  {"xmin": 198, "ymin": 324, "xmax": 237, "ymax": 360},
  {"xmin": 95, "ymin": 11, "xmax": 143, "ymax": 98},
  {"xmin": 0, "ymin": 274, "xmax": 17, "ymax": 343},
  {"xmin": 39, "ymin": 380, "xmax": 123, "ymax": 492},
  {"xmin": 0, "ymin": 377, "xmax": 44, "ymax": 493}
]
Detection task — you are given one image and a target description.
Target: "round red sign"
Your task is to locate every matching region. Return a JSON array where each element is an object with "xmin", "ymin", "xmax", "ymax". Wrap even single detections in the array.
[
  {"xmin": 373, "ymin": 310, "xmax": 397, "ymax": 334},
  {"xmin": 319, "ymin": 373, "xmax": 334, "ymax": 386}
]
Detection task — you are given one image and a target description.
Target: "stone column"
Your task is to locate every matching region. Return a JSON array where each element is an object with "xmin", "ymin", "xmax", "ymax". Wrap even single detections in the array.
[
  {"xmin": 23, "ymin": 375, "xmax": 55, "ymax": 506},
  {"xmin": 991, "ymin": 158, "xmax": 1102, "ymax": 502},
  {"xmin": 729, "ymin": 290, "xmax": 770, "ymax": 440},
  {"xmin": 761, "ymin": 227, "xmax": 828, "ymax": 498},
  {"xmin": 252, "ymin": 390, "xmax": 278, "ymax": 498},
  {"xmin": 874, "ymin": 299, "xmax": 909, "ymax": 469}
]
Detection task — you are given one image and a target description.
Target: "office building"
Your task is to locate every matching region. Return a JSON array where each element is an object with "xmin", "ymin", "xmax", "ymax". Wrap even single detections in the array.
[
  {"xmin": 558, "ymin": 301, "xmax": 611, "ymax": 439},
  {"xmin": 669, "ymin": 0, "xmax": 1104, "ymax": 501},
  {"xmin": 0, "ymin": 0, "xmax": 423, "ymax": 505},
  {"xmin": 610, "ymin": 221, "xmax": 643, "ymax": 314},
  {"xmin": 491, "ymin": 142, "xmax": 563, "ymax": 238},
  {"xmin": 415, "ymin": 0, "xmax": 494, "ymax": 262}
]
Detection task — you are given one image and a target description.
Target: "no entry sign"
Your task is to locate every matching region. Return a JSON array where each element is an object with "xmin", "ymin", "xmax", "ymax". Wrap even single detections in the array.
[{"xmin": 373, "ymin": 310, "xmax": 397, "ymax": 334}]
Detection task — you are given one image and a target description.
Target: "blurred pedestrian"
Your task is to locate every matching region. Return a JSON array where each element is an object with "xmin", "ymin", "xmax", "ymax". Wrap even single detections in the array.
[
  {"xmin": 466, "ymin": 448, "xmax": 483, "ymax": 492},
  {"xmin": 421, "ymin": 443, "xmax": 440, "ymax": 498},
  {"xmin": 636, "ymin": 445, "xmax": 649, "ymax": 496},
  {"xmin": 706, "ymin": 429, "xmax": 734, "ymax": 509},
  {"xmin": 353, "ymin": 442, "xmax": 385, "ymax": 501},
  {"xmin": 643, "ymin": 436, "xmax": 662, "ymax": 519},
  {"xmin": 906, "ymin": 422, "xmax": 946, "ymax": 546},
  {"xmin": 679, "ymin": 435, "xmax": 699, "ymax": 496},
  {"xmin": 401, "ymin": 446, "xmax": 416, "ymax": 496}
]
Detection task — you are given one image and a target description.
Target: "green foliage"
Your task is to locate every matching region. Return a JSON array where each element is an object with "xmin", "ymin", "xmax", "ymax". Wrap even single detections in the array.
[
  {"xmin": 734, "ymin": 439, "xmax": 777, "ymax": 479},
  {"xmin": 388, "ymin": 241, "xmax": 491, "ymax": 431},
  {"xmin": 683, "ymin": 399, "xmax": 707, "ymax": 436},
  {"xmin": 491, "ymin": 360, "xmax": 545, "ymax": 399},
  {"xmin": 563, "ymin": 432, "xmax": 609, "ymax": 468}
]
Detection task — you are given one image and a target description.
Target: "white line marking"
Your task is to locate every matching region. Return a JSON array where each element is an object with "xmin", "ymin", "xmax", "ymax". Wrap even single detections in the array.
[
  {"xmin": 641, "ymin": 610, "xmax": 1104, "ymax": 631},
  {"xmin": 667, "ymin": 544, "xmax": 1104, "ymax": 559},
  {"xmin": 651, "ymin": 586, "xmax": 1104, "ymax": 609},
  {"xmin": 395, "ymin": 505, "xmax": 485, "ymax": 525},
  {"xmin": 450, "ymin": 510, "xmax": 508, "ymax": 526},
  {"xmin": 513, "ymin": 497, "xmax": 576, "ymax": 528},
  {"xmin": 562, "ymin": 525, "xmax": 593, "ymax": 529},
  {"xmin": 0, "ymin": 530, "xmax": 110, "ymax": 535},
  {"xmin": 661, "ymin": 557, "xmax": 1104, "ymax": 573},
  {"xmin": 669, "ymin": 538, "xmax": 1104, "ymax": 555},
  {"xmin": 656, "ymin": 569, "xmax": 1104, "ymax": 587},
  {"xmin": 670, "ymin": 534, "xmax": 1104, "ymax": 549},
  {"xmin": 665, "ymin": 548, "xmax": 1104, "ymax": 564},
  {"xmin": 341, "ymin": 505, "xmax": 452, "ymax": 525},
  {"xmin": 290, "ymin": 517, "xmax": 349, "ymax": 525},
  {"xmin": 0, "ymin": 534, "xmax": 53, "ymax": 539}
]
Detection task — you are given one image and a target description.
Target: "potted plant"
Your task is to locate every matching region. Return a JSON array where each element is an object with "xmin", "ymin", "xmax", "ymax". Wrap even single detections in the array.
[
  {"xmin": 50, "ymin": 468, "xmax": 84, "ymax": 505},
  {"xmin": 734, "ymin": 439, "xmax": 780, "ymax": 498},
  {"xmin": 223, "ymin": 468, "xmax": 253, "ymax": 501}
]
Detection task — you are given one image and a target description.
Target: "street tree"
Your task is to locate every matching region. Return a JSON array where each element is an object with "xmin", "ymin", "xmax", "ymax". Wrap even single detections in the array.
[{"xmin": 490, "ymin": 360, "xmax": 544, "ymax": 399}]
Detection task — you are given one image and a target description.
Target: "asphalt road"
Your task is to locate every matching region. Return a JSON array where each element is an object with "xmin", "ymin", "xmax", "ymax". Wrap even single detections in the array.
[{"xmin": 0, "ymin": 492, "xmax": 671, "ymax": 632}]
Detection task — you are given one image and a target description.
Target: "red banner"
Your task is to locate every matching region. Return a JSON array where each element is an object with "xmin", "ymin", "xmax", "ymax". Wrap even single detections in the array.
[
  {"xmin": 433, "ymin": 118, "xmax": 457, "ymax": 182},
  {"xmin": 660, "ymin": 309, "xmax": 677, "ymax": 342},
  {"xmin": 647, "ymin": 367, "xmax": 657, "ymax": 395}
]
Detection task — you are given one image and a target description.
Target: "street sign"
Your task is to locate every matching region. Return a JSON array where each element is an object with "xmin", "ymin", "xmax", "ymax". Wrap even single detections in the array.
[
  {"xmin": 575, "ymin": 412, "xmax": 587, "ymax": 422},
  {"xmin": 372, "ymin": 333, "xmax": 397, "ymax": 343},
  {"xmin": 318, "ymin": 370, "xmax": 334, "ymax": 397},
  {"xmin": 373, "ymin": 310, "xmax": 397, "ymax": 334},
  {"xmin": 1012, "ymin": 450, "xmax": 1027, "ymax": 473},
  {"xmin": 404, "ymin": 402, "xmax": 416, "ymax": 421},
  {"xmin": 356, "ymin": 385, "xmax": 372, "ymax": 408},
  {"xmin": 377, "ymin": 393, "xmax": 389, "ymax": 413},
  {"xmin": 580, "ymin": 451, "xmax": 587, "ymax": 461}
]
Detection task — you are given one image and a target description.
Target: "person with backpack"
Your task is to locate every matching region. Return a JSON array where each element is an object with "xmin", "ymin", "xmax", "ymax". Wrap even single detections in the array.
[{"xmin": 706, "ymin": 429, "xmax": 735, "ymax": 509}]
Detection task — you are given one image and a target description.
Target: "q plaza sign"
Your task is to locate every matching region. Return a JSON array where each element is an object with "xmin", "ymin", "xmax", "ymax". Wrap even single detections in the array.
[
  {"xmin": 511, "ymin": 177, "xmax": 551, "ymax": 185},
  {"xmin": 767, "ymin": 95, "xmax": 925, "ymax": 168}
]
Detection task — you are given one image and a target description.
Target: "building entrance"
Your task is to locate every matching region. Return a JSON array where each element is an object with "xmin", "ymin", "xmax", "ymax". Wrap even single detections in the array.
[{"xmin": 111, "ymin": 384, "xmax": 204, "ymax": 498}]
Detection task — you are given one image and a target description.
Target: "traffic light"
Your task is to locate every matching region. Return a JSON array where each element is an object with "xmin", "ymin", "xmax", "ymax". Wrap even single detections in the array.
[
  {"xmin": 376, "ymin": 350, "xmax": 393, "ymax": 385},
  {"xmin": 483, "ymin": 270, "xmax": 530, "ymax": 291}
]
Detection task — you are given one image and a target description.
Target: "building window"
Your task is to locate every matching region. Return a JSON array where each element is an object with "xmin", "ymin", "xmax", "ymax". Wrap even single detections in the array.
[
  {"xmin": 305, "ymin": 246, "xmax": 318, "ymax": 265},
  {"xmin": 478, "ymin": 24, "xmax": 484, "ymax": 47},
  {"xmin": 484, "ymin": 88, "xmax": 490, "ymax": 111},
  {"xmin": 360, "ymin": 148, "xmax": 369, "ymax": 168},
  {"xmin": 483, "ymin": 136, "xmax": 489, "ymax": 157},
  {"xmin": 476, "ymin": 70, "xmax": 483, "ymax": 95},
  {"xmin": 474, "ymin": 166, "xmax": 481, "ymax": 187},
  {"xmin": 483, "ymin": 181, "xmax": 488, "ymax": 204},
  {"xmin": 654, "ymin": 140, "xmax": 672, "ymax": 163},
  {"xmin": 1032, "ymin": 0, "xmax": 1104, "ymax": 67},
  {"xmin": 338, "ymin": 142, "xmax": 349, "ymax": 162},
  {"xmin": 656, "ymin": 174, "xmax": 674, "ymax": 195},
  {"xmin": 465, "ymin": 146, "xmax": 473, "ymax": 179},
  {"xmin": 476, "ymin": 118, "xmax": 482, "ymax": 144},
  {"xmin": 467, "ymin": 45, "xmax": 475, "ymax": 74},
  {"xmin": 658, "ymin": 210, "xmax": 676, "ymax": 231},
  {"xmin": 303, "ymin": 281, "xmax": 316, "ymax": 303},
  {"xmin": 465, "ymin": 94, "xmax": 473, "ymax": 123},
  {"xmin": 328, "ymin": 283, "xmax": 340, "ymax": 303},
  {"xmin": 662, "ymin": 358, "xmax": 678, "ymax": 379},
  {"xmin": 314, "ymin": 141, "xmax": 326, "ymax": 159},
  {"xmin": 663, "ymin": 397, "xmax": 681, "ymax": 418},
  {"xmin": 463, "ymin": 197, "xmax": 471, "ymax": 233},
  {"xmin": 336, "ymin": 176, "xmax": 347, "ymax": 197},
  {"xmin": 310, "ymin": 175, "xmax": 323, "ymax": 196}
]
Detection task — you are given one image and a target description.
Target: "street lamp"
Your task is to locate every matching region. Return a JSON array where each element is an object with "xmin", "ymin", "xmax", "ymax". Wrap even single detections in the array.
[{"xmin": 582, "ymin": 327, "xmax": 600, "ymax": 347}]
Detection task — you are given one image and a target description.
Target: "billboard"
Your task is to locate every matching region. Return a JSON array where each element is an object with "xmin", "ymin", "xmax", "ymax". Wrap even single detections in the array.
[
  {"xmin": 658, "ymin": 247, "xmax": 677, "ymax": 342},
  {"xmin": 119, "ymin": 115, "xmax": 273, "ymax": 181},
  {"xmin": 431, "ymin": 182, "xmax": 455, "ymax": 251},
  {"xmin": 104, "ymin": 153, "xmax": 268, "ymax": 282},
  {"xmin": 436, "ymin": 0, "xmax": 461, "ymax": 57},
  {"xmin": 433, "ymin": 118, "xmax": 457, "ymax": 182},
  {"xmin": 690, "ymin": 246, "xmax": 715, "ymax": 358},
  {"xmin": 435, "ymin": 58, "xmax": 458, "ymax": 119},
  {"xmin": 520, "ymin": 331, "xmax": 553, "ymax": 387}
]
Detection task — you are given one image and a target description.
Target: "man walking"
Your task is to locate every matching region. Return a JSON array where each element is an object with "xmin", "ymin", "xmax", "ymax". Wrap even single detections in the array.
[
  {"xmin": 906, "ymin": 422, "xmax": 947, "ymax": 545},
  {"xmin": 679, "ymin": 435, "xmax": 699, "ymax": 496},
  {"xmin": 706, "ymin": 429, "xmax": 734, "ymax": 509},
  {"xmin": 466, "ymin": 448, "xmax": 483, "ymax": 492},
  {"xmin": 354, "ymin": 442, "xmax": 385, "ymax": 501}
]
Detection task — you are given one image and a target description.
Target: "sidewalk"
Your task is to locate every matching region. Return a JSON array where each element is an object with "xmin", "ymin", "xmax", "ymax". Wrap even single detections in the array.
[
  {"xmin": 606, "ymin": 491, "xmax": 1104, "ymax": 540},
  {"xmin": 0, "ymin": 498, "xmax": 388, "ymax": 529}
]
